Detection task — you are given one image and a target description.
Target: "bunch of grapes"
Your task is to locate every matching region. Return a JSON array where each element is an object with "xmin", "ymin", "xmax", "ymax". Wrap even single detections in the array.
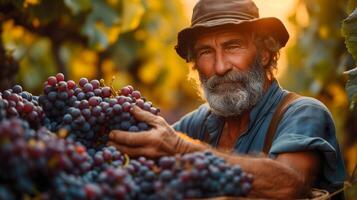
[
  {"xmin": 49, "ymin": 147, "xmax": 136, "ymax": 200},
  {"xmin": 0, "ymin": 117, "xmax": 94, "ymax": 198},
  {"xmin": 0, "ymin": 84, "xmax": 44, "ymax": 128},
  {"xmin": 0, "ymin": 74, "xmax": 255, "ymax": 199},
  {"xmin": 39, "ymin": 73, "xmax": 159, "ymax": 149},
  {"xmin": 50, "ymin": 166, "xmax": 138, "ymax": 200},
  {"xmin": 125, "ymin": 152, "xmax": 253, "ymax": 200}
]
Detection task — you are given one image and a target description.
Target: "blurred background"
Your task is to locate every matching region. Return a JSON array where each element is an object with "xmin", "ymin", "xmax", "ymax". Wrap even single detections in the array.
[{"xmin": 0, "ymin": 0, "xmax": 356, "ymax": 198}]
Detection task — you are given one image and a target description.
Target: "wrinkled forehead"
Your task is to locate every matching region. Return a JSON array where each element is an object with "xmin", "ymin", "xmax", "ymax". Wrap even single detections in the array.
[{"xmin": 192, "ymin": 25, "xmax": 253, "ymax": 45}]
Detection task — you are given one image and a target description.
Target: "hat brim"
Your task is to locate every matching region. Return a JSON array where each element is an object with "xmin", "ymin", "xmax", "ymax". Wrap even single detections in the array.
[{"xmin": 175, "ymin": 17, "xmax": 289, "ymax": 61}]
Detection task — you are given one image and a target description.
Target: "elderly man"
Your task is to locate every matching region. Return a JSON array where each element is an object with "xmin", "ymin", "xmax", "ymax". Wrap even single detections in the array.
[{"xmin": 108, "ymin": 0, "xmax": 345, "ymax": 199}]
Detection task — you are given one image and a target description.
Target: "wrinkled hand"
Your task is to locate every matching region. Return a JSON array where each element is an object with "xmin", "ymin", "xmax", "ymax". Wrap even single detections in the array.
[{"xmin": 107, "ymin": 106, "xmax": 205, "ymax": 158}]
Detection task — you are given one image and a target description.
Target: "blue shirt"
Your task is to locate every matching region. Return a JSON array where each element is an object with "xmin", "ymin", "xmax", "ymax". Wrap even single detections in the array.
[{"xmin": 173, "ymin": 80, "xmax": 345, "ymax": 193}]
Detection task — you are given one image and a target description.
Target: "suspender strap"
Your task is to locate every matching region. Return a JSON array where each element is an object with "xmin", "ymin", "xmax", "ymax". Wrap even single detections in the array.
[{"xmin": 263, "ymin": 92, "xmax": 301, "ymax": 154}]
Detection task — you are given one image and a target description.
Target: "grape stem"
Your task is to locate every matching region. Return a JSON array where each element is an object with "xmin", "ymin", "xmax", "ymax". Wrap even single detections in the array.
[{"xmin": 100, "ymin": 77, "xmax": 119, "ymax": 97}]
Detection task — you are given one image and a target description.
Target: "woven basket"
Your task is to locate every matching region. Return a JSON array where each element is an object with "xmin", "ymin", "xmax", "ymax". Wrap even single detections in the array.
[{"xmin": 188, "ymin": 188, "xmax": 330, "ymax": 200}]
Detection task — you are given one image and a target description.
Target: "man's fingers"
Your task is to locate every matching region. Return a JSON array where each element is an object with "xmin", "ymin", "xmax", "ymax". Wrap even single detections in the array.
[
  {"xmin": 109, "ymin": 130, "xmax": 152, "ymax": 146},
  {"xmin": 130, "ymin": 106, "xmax": 163, "ymax": 127}
]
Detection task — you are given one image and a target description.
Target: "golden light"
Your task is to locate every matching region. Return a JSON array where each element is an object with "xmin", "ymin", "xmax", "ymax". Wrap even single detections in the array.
[{"xmin": 182, "ymin": 0, "xmax": 299, "ymax": 78}]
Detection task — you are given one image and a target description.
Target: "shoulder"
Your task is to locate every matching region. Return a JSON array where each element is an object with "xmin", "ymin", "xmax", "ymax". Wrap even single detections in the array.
[
  {"xmin": 270, "ymin": 95, "xmax": 345, "ymax": 192},
  {"xmin": 278, "ymin": 95, "xmax": 334, "ymax": 133},
  {"xmin": 289, "ymin": 96, "xmax": 330, "ymax": 112}
]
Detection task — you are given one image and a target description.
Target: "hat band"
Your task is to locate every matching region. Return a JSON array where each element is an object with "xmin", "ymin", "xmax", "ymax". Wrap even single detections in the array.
[{"xmin": 192, "ymin": 12, "xmax": 257, "ymax": 26}]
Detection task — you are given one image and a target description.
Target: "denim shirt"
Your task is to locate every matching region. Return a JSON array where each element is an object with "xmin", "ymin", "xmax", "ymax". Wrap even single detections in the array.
[{"xmin": 172, "ymin": 80, "xmax": 345, "ymax": 193}]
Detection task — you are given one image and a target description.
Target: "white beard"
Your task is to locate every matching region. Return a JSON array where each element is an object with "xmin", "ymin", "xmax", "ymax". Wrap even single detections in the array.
[{"xmin": 199, "ymin": 58, "xmax": 266, "ymax": 117}]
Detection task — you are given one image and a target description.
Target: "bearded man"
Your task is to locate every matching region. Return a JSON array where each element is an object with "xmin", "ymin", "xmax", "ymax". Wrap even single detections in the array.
[{"xmin": 108, "ymin": 0, "xmax": 346, "ymax": 199}]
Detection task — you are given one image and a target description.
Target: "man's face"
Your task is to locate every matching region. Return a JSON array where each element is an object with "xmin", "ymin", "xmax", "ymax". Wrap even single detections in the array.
[{"xmin": 193, "ymin": 28, "xmax": 267, "ymax": 117}]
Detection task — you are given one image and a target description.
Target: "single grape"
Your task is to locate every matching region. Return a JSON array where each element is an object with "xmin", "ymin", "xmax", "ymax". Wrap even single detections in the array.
[{"xmin": 56, "ymin": 73, "xmax": 65, "ymax": 82}]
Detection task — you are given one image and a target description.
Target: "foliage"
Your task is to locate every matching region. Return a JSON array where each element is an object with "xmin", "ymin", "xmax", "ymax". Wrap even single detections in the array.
[
  {"xmin": 283, "ymin": 0, "xmax": 357, "ymax": 198},
  {"xmin": 0, "ymin": 0, "xmax": 202, "ymax": 122},
  {"xmin": 342, "ymin": 7, "xmax": 357, "ymax": 109}
]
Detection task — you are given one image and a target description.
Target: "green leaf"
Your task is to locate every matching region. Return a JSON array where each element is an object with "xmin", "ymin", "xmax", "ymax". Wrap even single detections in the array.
[
  {"xmin": 120, "ymin": 0, "xmax": 145, "ymax": 32},
  {"xmin": 344, "ymin": 67, "xmax": 357, "ymax": 109},
  {"xmin": 342, "ymin": 8, "xmax": 357, "ymax": 63},
  {"xmin": 64, "ymin": 0, "xmax": 91, "ymax": 15},
  {"xmin": 81, "ymin": 17, "xmax": 109, "ymax": 50},
  {"xmin": 91, "ymin": 0, "xmax": 119, "ymax": 26},
  {"xmin": 80, "ymin": 0, "xmax": 120, "ymax": 50}
]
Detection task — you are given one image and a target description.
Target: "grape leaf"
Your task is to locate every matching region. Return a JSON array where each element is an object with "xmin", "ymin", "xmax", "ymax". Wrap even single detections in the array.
[
  {"xmin": 120, "ymin": 0, "xmax": 145, "ymax": 32},
  {"xmin": 64, "ymin": 0, "xmax": 91, "ymax": 15},
  {"xmin": 343, "ymin": 7, "xmax": 357, "ymax": 109},
  {"xmin": 344, "ymin": 67, "xmax": 357, "ymax": 109},
  {"xmin": 81, "ymin": 0, "xmax": 120, "ymax": 50},
  {"xmin": 342, "ymin": 8, "xmax": 357, "ymax": 63}
]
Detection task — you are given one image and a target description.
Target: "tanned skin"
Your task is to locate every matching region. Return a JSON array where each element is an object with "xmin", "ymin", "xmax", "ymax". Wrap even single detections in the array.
[{"xmin": 108, "ymin": 27, "xmax": 321, "ymax": 199}]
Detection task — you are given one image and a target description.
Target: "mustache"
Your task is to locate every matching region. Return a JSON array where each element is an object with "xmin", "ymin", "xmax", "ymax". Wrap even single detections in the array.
[{"xmin": 201, "ymin": 70, "xmax": 250, "ymax": 91}]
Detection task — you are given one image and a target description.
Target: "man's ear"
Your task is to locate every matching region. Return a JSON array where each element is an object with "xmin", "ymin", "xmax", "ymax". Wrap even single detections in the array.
[{"xmin": 260, "ymin": 49, "xmax": 270, "ymax": 67}]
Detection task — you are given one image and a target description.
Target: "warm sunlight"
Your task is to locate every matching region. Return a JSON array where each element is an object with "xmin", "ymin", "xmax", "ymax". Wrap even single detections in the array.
[{"xmin": 182, "ymin": 0, "xmax": 298, "ymax": 77}]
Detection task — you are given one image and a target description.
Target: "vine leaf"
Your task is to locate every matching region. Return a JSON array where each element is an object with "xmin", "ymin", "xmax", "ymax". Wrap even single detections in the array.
[
  {"xmin": 342, "ymin": 8, "xmax": 357, "ymax": 63},
  {"xmin": 344, "ymin": 68, "xmax": 357, "ymax": 109},
  {"xmin": 342, "ymin": 7, "xmax": 357, "ymax": 109},
  {"xmin": 64, "ymin": 0, "xmax": 91, "ymax": 15}
]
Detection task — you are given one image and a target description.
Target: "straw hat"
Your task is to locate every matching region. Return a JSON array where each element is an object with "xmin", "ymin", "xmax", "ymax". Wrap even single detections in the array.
[{"xmin": 175, "ymin": 0, "xmax": 289, "ymax": 61}]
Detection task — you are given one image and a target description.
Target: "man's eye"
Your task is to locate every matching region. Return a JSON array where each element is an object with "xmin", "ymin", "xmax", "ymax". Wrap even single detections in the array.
[
  {"xmin": 226, "ymin": 45, "xmax": 240, "ymax": 50},
  {"xmin": 199, "ymin": 49, "xmax": 212, "ymax": 56}
]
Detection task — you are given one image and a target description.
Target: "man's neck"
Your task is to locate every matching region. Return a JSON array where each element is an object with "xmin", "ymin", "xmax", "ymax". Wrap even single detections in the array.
[{"xmin": 218, "ymin": 76, "xmax": 273, "ymax": 150}]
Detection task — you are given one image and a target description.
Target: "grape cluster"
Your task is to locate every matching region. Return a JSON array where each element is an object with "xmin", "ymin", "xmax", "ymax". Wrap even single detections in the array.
[
  {"xmin": 50, "ymin": 166, "xmax": 138, "ymax": 200},
  {"xmin": 39, "ymin": 73, "xmax": 159, "ymax": 149},
  {"xmin": 0, "ymin": 84, "xmax": 44, "ymax": 128},
  {"xmin": 0, "ymin": 117, "xmax": 93, "ymax": 198},
  {"xmin": 0, "ymin": 116, "xmax": 253, "ymax": 199},
  {"xmin": 0, "ymin": 74, "xmax": 254, "ymax": 199},
  {"xmin": 126, "ymin": 152, "xmax": 253, "ymax": 200}
]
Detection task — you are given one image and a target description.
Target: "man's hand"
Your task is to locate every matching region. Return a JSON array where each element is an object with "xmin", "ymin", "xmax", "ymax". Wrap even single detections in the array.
[{"xmin": 107, "ymin": 106, "xmax": 206, "ymax": 158}]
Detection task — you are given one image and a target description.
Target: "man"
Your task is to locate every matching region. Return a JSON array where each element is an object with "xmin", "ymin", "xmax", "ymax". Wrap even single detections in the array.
[{"xmin": 108, "ymin": 0, "xmax": 346, "ymax": 199}]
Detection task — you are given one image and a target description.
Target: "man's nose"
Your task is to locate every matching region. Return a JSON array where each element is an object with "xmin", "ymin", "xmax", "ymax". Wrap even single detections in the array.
[{"xmin": 214, "ymin": 53, "xmax": 231, "ymax": 76}]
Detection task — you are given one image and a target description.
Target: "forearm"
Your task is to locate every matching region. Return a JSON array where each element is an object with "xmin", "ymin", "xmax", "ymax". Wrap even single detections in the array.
[{"xmin": 212, "ymin": 151, "xmax": 309, "ymax": 199}]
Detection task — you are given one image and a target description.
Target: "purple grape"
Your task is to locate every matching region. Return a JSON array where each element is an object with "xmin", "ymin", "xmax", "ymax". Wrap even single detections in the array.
[
  {"xmin": 120, "ymin": 87, "xmax": 131, "ymax": 96},
  {"xmin": 143, "ymin": 102, "xmax": 151, "ymax": 111},
  {"xmin": 63, "ymin": 114, "xmax": 73, "ymax": 124},
  {"xmin": 67, "ymin": 80, "xmax": 76, "ymax": 90},
  {"xmin": 12, "ymin": 85, "xmax": 23, "ymax": 94},
  {"xmin": 88, "ymin": 80, "xmax": 98, "ymax": 89},
  {"xmin": 92, "ymin": 106, "xmax": 102, "ymax": 117},
  {"xmin": 77, "ymin": 92, "xmax": 86, "ymax": 100},
  {"xmin": 80, "ymin": 100, "xmax": 89, "ymax": 109},
  {"xmin": 137, "ymin": 122, "xmax": 149, "ymax": 130},
  {"xmin": 128, "ymin": 125, "xmax": 139, "ymax": 132},
  {"xmin": 83, "ymin": 83, "xmax": 93, "ymax": 93},
  {"xmin": 47, "ymin": 76, "xmax": 57, "ymax": 86},
  {"xmin": 102, "ymin": 87, "xmax": 111, "ymax": 98},
  {"xmin": 58, "ymin": 81, "xmax": 67, "ymax": 92},
  {"xmin": 131, "ymin": 90, "xmax": 141, "ymax": 99},
  {"xmin": 122, "ymin": 102, "xmax": 131, "ymax": 112},
  {"xmin": 113, "ymin": 104, "xmax": 122, "ymax": 114},
  {"xmin": 56, "ymin": 73, "xmax": 65, "ymax": 82},
  {"xmin": 86, "ymin": 92, "xmax": 95, "ymax": 99},
  {"xmin": 79, "ymin": 77, "xmax": 89, "ymax": 87},
  {"xmin": 94, "ymin": 88, "xmax": 102, "ymax": 96}
]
